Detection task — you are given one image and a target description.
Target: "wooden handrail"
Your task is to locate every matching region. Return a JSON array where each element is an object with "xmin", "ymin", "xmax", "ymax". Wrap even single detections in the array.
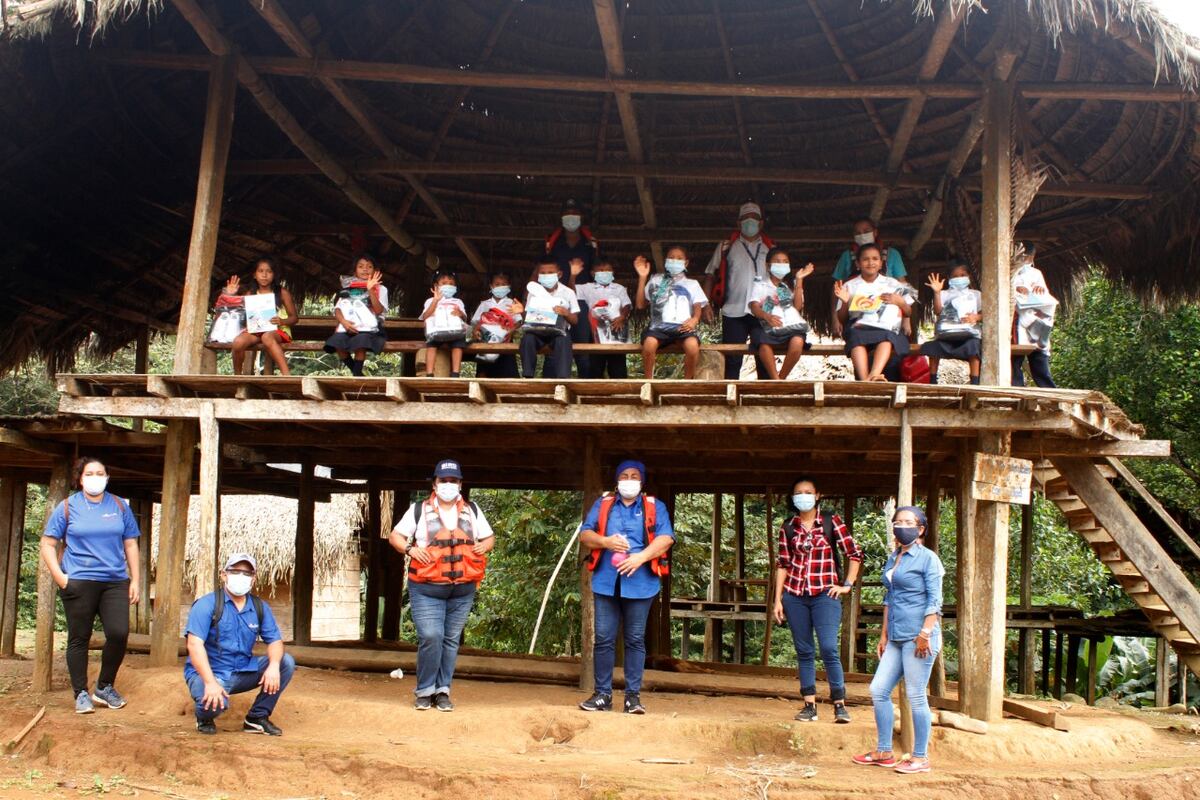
[{"xmin": 1106, "ymin": 456, "xmax": 1200, "ymax": 564}]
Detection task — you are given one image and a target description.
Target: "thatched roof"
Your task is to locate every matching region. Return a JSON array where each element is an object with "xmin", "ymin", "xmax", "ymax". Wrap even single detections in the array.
[
  {"xmin": 152, "ymin": 492, "xmax": 364, "ymax": 589},
  {"xmin": 2, "ymin": 0, "xmax": 1200, "ymax": 371}
]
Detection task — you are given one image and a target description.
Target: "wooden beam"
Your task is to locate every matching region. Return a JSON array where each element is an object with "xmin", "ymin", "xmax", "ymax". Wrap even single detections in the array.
[
  {"xmin": 149, "ymin": 421, "xmax": 197, "ymax": 666},
  {"xmin": 0, "ymin": 478, "xmax": 26, "ymax": 657},
  {"xmin": 1107, "ymin": 457, "xmax": 1200, "ymax": 564},
  {"xmin": 33, "ymin": 458, "xmax": 69, "ymax": 692},
  {"xmin": 364, "ymin": 480, "xmax": 382, "ymax": 643},
  {"xmin": 804, "ymin": 0, "xmax": 893, "ymax": 149},
  {"xmin": 1002, "ymin": 698, "xmax": 1070, "ymax": 731},
  {"xmin": 579, "ymin": 437, "xmax": 602, "ymax": 691},
  {"xmin": 704, "ymin": 493, "xmax": 723, "ymax": 663},
  {"xmin": 1018, "ymin": 499, "xmax": 1036, "ymax": 695},
  {"xmin": 293, "ymin": 460, "xmax": 315, "ymax": 646},
  {"xmin": 194, "ymin": 402, "xmax": 220, "ymax": 598},
  {"xmin": 979, "ymin": 75, "xmax": 1014, "ymax": 387}
]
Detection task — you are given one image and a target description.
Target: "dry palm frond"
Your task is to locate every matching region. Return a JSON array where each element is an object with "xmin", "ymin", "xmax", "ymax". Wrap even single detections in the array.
[{"xmin": 2, "ymin": 0, "xmax": 159, "ymax": 40}]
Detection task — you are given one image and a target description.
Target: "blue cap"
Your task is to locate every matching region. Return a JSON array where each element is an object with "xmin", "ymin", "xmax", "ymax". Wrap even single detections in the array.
[
  {"xmin": 434, "ymin": 459, "xmax": 463, "ymax": 480},
  {"xmin": 615, "ymin": 460, "xmax": 646, "ymax": 482}
]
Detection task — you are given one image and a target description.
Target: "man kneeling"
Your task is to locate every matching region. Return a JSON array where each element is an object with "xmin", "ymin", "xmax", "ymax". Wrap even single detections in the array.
[{"xmin": 183, "ymin": 553, "xmax": 294, "ymax": 735}]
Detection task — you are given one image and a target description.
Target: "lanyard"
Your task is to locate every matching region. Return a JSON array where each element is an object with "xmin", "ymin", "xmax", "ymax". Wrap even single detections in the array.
[{"xmin": 741, "ymin": 240, "xmax": 763, "ymax": 278}]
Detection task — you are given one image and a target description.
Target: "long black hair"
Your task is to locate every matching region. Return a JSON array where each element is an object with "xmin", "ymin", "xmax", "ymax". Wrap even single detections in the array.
[{"xmin": 248, "ymin": 256, "xmax": 283, "ymax": 294}]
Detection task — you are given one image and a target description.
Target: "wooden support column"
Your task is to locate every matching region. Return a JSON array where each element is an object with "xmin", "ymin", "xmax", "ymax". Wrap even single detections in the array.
[
  {"xmin": 703, "ymin": 493, "xmax": 723, "ymax": 662},
  {"xmin": 0, "ymin": 476, "xmax": 27, "ymax": 658},
  {"xmin": 293, "ymin": 460, "xmax": 315, "ymax": 646},
  {"xmin": 1086, "ymin": 637, "xmax": 1099, "ymax": 705},
  {"xmin": 1053, "ymin": 631, "xmax": 1064, "ymax": 698},
  {"xmin": 958, "ymin": 432, "xmax": 1011, "ymax": 722},
  {"xmin": 1017, "ymin": 500, "xmax": 1036, "ymax": 694},
  {"xmin": 1040, "ymin": 628, "xmax": 1052, "ymax": 696},
  {"xmin": 839, "ymin": 496, "xmax": 859, "ymax": 672},
  {"xmin": 656, "ymin": 488, "xmax": 676, "ymax": 658},
  {"xmin": 150, "ymin": 422, "xmax": 197, "ymax": 666},
  {"xmin": 33, "ymin": 459, "xmax": 70, "ymax": 691},
  {"xmin": 131, "ymin": 499, "xmax": 152, "ymax": 635},
  {"xmin": 896, "ymin": 410, "xmax": 914, "ymax": 756},
  {"xmin": 761, "ymin": 489, "xmax": 776, "ymax": 667},
  {"xmin": 925, "ymin": 473, "xmax": 946, "ymax": 698},
  {"xmin": 1155, "ymin": 637, "xmax": 1170, "ymax": 707},
  {"xmin": 381, "ymin": 492, "xmax": 407, "ymax": 642},
  {"xmin": 364, "ymin": 480, "xmax": 382, "ymax": 643},
  {"xmin": 133, "ymin": 325, "xmax": 150, "ymax": 432},
  {"xmin": 733, "ymin": 493, "xmax": 746, "ymax": 664},
  {"xmin": 579, "ymin": 437, "xmax": 603, "ymax": 690},
  {"xmin": 194, "ymin": 402, "xmax": 221, "ymax": 598},
  {"xmin": 979, "ymin": 75, "xmax": 1014, "ymax": 387},
  {"xmin": 1065, "ymin": 634, "xmax": 1081, "ymax": 696}
]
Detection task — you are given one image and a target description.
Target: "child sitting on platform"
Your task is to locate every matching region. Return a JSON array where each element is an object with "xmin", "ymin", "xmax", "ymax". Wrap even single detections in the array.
[
  {"xmin": 324, "ymin": 254, "xmax": 388, "ymax": 377},
  {"xmin": 520, "ymin": 259, "xmax": 579, "ymax": 379},
  {"xmin": 419, "ymin": 270, "xmax": 470, "ymax": 378},
  {"xmin": 834, "ymin": 244, "xmax": 914, "ymax": 382},
  {"xmin": 921, "ymin": 260, "xmax": 982, "ymax": 385},
  {"xmin": 227, "ymin": 257, "xmax": 297, "ymax": 377},
  {"xmin": 572, "ymin": 259, "xmax": 632, "ymax": 379},
  {"xmin": 471, "ymin": 272, "xmax": 524, "ymax": 379},
  {"xmin": 748, "ymin": 247, "xmax": 814, "ymax": 380},
  {"xmin": 635, "ymin": 246, "xmax": 708, "ymax": 380}
]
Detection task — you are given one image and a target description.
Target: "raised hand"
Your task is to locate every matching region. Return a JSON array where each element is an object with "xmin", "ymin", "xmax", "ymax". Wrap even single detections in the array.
[
  {"xmin": 223, "ymin": 275, "xmax": 240, "ymax": 295},
  {"xmin": 366, "ymin": 269, "xmax": 382, "ymax": 291},
  {"xmin": 833, "ymin": 280, "xmax": 851, "ymax": 304},
  {"xmin": 510, "ymin": 300, "xmax": 524, "ymax": 315},
  {"xmin": 633, "ymin": 255, "xmax": 652, "ymax": 278},
  {"xmin": 925, "ymin": 272, "xmax": 944, "ymax": 292},
  {"xmin": 796, "ymin": 263, "xmax": 815, "ymax": 280},
  {"xmin": 569, "ymin": 258, "xmax": 585, "ymax": 277}
]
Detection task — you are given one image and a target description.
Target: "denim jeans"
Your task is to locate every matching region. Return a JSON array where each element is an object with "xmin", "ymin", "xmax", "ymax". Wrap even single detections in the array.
[
  {"xmin": 781, "ymin": 591, "xmax": 846, "ymax": 700},
  {"xmin": 408, "ymin": 581, "xmax": 477, "ymax": 698},
  {"xmin": 1011, "ymin": 349, "xmax": 1056, "ymax": 388},
  {"xmin": 186, "ymin": 654, "xmax": 296, "ymax": 721},
  {"xmin": 869, "ymin": 631, "xmax": 941, "ymax": 758},
  {"xmin": 593, "ymin": 592, "xmax": 655, "ymax": 695}
]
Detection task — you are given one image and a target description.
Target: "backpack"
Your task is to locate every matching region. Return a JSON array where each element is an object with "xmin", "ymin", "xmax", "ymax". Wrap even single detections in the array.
[
  {"xmin": 207, "ymin": 590, "xmax": 266, "ymax": 653},
  {"xmin": 782, "ymin": 513, "xmax": 844, "ymax": 584}
]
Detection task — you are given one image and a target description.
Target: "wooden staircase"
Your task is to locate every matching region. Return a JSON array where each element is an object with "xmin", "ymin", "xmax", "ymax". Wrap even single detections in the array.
[{"xmin": 1035, "ymin": 458, "xmax": 1200, "ymax": 676}]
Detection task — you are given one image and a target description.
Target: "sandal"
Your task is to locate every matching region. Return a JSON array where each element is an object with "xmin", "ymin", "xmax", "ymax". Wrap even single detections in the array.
[
  {"xmin": 894, "ymin": 758, "xmax": 931, "ymax": 774},
  {"xmin": 851, "ymin": 750, "xmax": 897, "ymax": 767}
]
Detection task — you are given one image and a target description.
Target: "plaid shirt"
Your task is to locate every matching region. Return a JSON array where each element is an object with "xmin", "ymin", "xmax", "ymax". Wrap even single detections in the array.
[{"xmin": 776, "ymin": 512, "xmax": 863, "ymax": 597}]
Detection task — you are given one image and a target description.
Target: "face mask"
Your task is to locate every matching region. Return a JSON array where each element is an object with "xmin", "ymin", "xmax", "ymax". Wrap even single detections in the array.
[
  {"xmin": 617, "ymin": 480, "xmax": 642, "ymax": 500},
  {"xmin": 594, "ymin": 271, "xmax": 614, "ymax": 286},
  {"xmin": 792, "ymin": 493, "xmax": 816, "ymax": 512},
  {"xmin": 853, "ymin": 232, "xmax": 875, "ymax": 246},
  {"xmin": 948, "ymin": 276, "xmax": 971, "ymax": 290},
  {"xmin": 491, "ymin": 285, "xmax": 511, "ymax": 299},
  {"xmin": 893, "ymin": 525, "xmax": 921, "ymax": 546},
  {"xmin": 438, "ymin": 284, "xmax": 457, "ymax": 299},
  {"xmin": 538, "ymin": 274, "xmax": 559, "ymax": 289},
  {"xmin": 665, "ymin": 259, "xmax": 686, "ymax": 276},
  {"xmin": 226, "ymin": 573, "xmax": 253, "ymax": 597},
  {"xmin": 81, "ymin": 475, "xmax": 108, "ymax": 496},
  {"xmin": 740, "ymin": 219, "xmax": 761, "ymax": 238},
  {"xmin": 435, "ymin": 482, "xmax": 461, "ymax": 503},
  {"xmin": 769, "ymin": 263, "xmax": 791, "ymax": 279},
  {"xmin": 562, "ymin": 215, "xmax": 582, "ymax": 232}
]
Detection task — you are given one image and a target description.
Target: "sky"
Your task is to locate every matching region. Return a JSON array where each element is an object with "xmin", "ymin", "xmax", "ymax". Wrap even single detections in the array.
[{"xmin": 1152, "ymin": 0, "xmax": 1200, "ymax": 37}]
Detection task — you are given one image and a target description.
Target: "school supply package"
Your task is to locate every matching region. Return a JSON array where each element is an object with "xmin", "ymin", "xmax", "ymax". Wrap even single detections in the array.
[
  {"xmin": 935, "ymin": 289, "xmax": 981, "ymax": 342},
  {"xmin": 1015, "ymin": 292, "xmax": 1058, "ymax": 349},
  {"xmin": 207, "ymin": 294, "xmax": 245, "ymax": 343},
  {"xmin": 335, "ymin": 276, "xmax": 385, "ymax": 333},
  {"xmin": 523, "ymin": 283, "xmax": 570, "ymax": 336},
  {"xmin": 425, "ymin": 300, "xmax": 468, "ymax": 343},
  {"xmin": 243, "ymin": 293, "xmax": 277, "ymax": 334},
  {"xmin": 476, "ymin": 307, "xmax": 517, "ymax": 362},
  {"xmin": 757, "ymin": 282, "xmax": 810, "ymax": 338}
]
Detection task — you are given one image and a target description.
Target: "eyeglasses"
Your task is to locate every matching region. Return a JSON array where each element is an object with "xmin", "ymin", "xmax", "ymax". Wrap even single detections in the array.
[{"xmin": 225, "ymin": 569, "xmax": 255, "ymax": 577}]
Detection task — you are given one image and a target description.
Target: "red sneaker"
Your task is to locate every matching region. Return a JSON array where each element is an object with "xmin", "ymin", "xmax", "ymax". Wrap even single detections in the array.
[
  {"xmin": 894, "ymin": 758, "xmax": 931, "ymax": 774},
  {"xmin": 851, "ymin": 751, "xmax": 897, "ymax": 767}
]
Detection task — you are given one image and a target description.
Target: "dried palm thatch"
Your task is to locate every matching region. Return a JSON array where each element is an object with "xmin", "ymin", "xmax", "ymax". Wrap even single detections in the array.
[{"xmin": 1, "ymin": 0, "xmax": 158, "ymax": 40}]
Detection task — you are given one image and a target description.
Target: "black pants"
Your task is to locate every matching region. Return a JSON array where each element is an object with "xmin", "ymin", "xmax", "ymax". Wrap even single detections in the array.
[
  {"xmin": 587, "ymin": 353, "xmax": 629, "ymax": 379},
  {"xmin": 476, "ymin": 354, "xmax": 519, "ymax": 378},
  {"xmin": 720, "ymin": 313, "xmax": 770, "ymax": 379},
  {"xmin": 1011, "ymin": 349, "xmax": 1056, "ymax": 388},
  {"xmin": 61, "ymin": 578, "xmax": 129, "ymax": 695},
  {"xmin": 571, "ymin": 300, "xmax": 592, "ymax": 377},
  {"xmin": 520, "ymin": 331, "xmax": 573, "ymax": 378}
]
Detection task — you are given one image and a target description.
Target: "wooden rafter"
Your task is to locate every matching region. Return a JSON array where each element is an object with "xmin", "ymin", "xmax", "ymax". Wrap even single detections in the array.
[{"xmin": 710, "ymin": 0, "xmax": 759, "ymax": 201}]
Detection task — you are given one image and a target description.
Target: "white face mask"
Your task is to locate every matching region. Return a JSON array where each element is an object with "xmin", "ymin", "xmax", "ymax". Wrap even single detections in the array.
[
  {"xmin": 769, "ymin": 263, "xmax": 791, "ymax": 279},
  {"xmin": 225, "ymin": 573, "xmax": 253, "ymax": 597},
  {"xmin": 740, "ymin": 219, "xmax": 761, "ymax": 238},
  {"xmin": 81, "ymin": 475, "xmax": 108, "ymax": 496},
  {"xmin": 664, "ymin": 259, "xmax": 686, "ymax": 276},
  {"xmin": 853, "ymin": 232, "xmax": 875, "ymax": 246},
  {"xmin": 617, "ymin": 480, "xmax": 642, "ymax": 500},
  {"xmin": 436, "ymin": 482, "xmax": 461, "ymax": 503},
  {"xmin": 562, "ymin": 215, "xmax": 582, "ymax": 232}
]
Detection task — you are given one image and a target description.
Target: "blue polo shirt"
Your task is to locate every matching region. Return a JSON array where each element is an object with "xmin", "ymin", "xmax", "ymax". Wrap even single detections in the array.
[
  {"xmin": 43, "ymin": 492, "xmax": 140, "ymax": 582},
  {"xmin": 583, "ymin": 495, "xmax": 674, "ymax": 600},
  {"xmin": 881, "ymin": 543, "xmax": 945, "ymax": 643},
  {"xmin": 832, "ymin": 246, "xmax": 907, "ymax": 282},
  {"xmin": 184, "ymin": 591, "xmax": 282, "ymax": 683},
  {"xmin": 549, "ymin": 229, "xmax": 597, "ymax": 284}
]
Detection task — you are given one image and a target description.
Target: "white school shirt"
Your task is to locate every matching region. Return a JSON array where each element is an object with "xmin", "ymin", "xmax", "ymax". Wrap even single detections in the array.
[
  {"xmin": 837, "ymin": 275, "xmax": 912, "ymax": 334},
  {"xmin": 645, "ymin": 274, "xmax": 708, "ymax": 327},
  {"xmin": 394, "ymin": 499, "xmax": 495, "ymax": 548},
  {"xmin": 471, "ymin": 296, "xmax": 523, "ymax": 325},
  {"xmin": 575, "ymin": 282, "xmax": 632, "ymax": 318},
  {"xmin": 704, "ymin": 237, "xmax": 769, "ymax": 317},
  {"xmin": 1011, "ymin": 264, "xmax": 1056, "ymax": 349},
  {"xmin": 526, "ymin": 282, "xmax": 581, "ymax": 314},
  {"xmin": 334, "ymin": 285, "xmax": 389, "ymax": 333}
]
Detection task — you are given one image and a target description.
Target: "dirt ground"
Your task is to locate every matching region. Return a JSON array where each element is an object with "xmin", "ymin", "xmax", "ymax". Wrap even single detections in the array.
[{"xmin": 0, "ymin": 648, "xmax": 1197, "ymax": 800}]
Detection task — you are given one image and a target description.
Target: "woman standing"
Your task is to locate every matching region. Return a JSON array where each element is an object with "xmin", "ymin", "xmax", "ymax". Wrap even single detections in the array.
[
  {"xmin": 853, "ymin": 506, "xmax": 945, "ymax": 774},
  {"xmin": 771, "ymin": 477, "xmax": 862, "ymax": 722},
  {"xmin": 388, "ymin": 460, "xmax": 494, "ymax": 711},
  {"xmin": 41, "ymin": 458, "xmax": 141, "ymax": 714}
]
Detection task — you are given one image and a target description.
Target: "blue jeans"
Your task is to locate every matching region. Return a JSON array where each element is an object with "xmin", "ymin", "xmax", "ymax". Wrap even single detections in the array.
[
  {"xmin": 869, "ymin": 631, "xmax": 941, "ymax": 758},
  {"xmin": 408, "ymin": 581, "xmax": 477, "ymax": 698},
  {"xmin": 593, "ymin": 592, "xmax": 655, "ymax": 695},
  {"xmin": 186, "ymin": 654, "xmax": 295, "ymax": 721},
  {"xmin": 781, "ymin": 592, "xmax": 846, "ymax": 700},
  {"xmin": 1011, "ymin": 349, "xmax": 1056, "ymax": 388}
]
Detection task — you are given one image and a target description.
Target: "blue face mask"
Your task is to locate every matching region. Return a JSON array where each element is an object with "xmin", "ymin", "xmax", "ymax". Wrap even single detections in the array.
[
  {"xmin": 893, "ymin": 525, "xmax": 921, "ymax": 546},
  {"xmin": 491, "ymin": 285, "xmax": 511, "ymax": 299},
  {"xmin": 948, "ymin": 276, "xmax": 971, "ymax": 290},
  {"xmin": 769, "ymin": 263, "xmax": 791, "ymax": 279},
  {"xmin": 538, "ymin": 273, "xmax": 559, "ymax": 289},
  {"xmin": 594, "ymin": 271, "xmax": 614, "ymax": 286},
  {"xmin": 438, "ymin": 284, "xmax": 457, "ymax": 299},
  {"xmin": 792, "ymin": 493, "xmax": 816, "ymax": 512},
  {"xmin": 741, "ymin": 219, "xmax": 761, "ymax": 238},
  {"xmin": 665, "ymin": 259, "xmax": 686, "ymax": 276}
]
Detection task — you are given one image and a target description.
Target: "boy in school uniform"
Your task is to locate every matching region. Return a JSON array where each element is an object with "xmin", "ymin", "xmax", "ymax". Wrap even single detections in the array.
[
  {"xmin": 520, "ymin": 259, "xmax": 580, "ymax": 379},
  {"xmin": 570, "ymin": 259, "xmax": 632, "ymax": 379}
]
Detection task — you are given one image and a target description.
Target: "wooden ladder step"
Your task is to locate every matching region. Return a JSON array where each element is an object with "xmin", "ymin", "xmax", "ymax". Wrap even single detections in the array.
[
  {"xmin": 1096, "ymin": 545, "xmax": 1123, "ymax": 562},
  {"xmin": 1056, "ymin": 499, "xmax": 1089, "ymax": 514},
  {"xmin": 1157, "ymin": 625, "xmax": 1199, "ymax": 646},
  {"xmin": 1076, "ymin": 529, "xmax": 1113, "ymax": 544},
  {"xmin": 1105, "ymin": 561, "xmax": 1141, "ymax": 577},
  {"xmin": 1139, "ymin": 601, "xmax": 1173, "ymax": 614},
  {"xmin": 1151, "ymin": 615, "xmax": 1181, "ymax": 628}
]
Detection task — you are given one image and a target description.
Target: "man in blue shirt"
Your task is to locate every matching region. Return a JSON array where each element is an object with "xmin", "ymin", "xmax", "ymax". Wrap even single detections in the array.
[
  {"xmin": 183, "ymin": 553, "xmax": 295, "ymax": 736},
  {"xmin": 578, "ymin": 460, "xmax": 675, "ymax": 715}
]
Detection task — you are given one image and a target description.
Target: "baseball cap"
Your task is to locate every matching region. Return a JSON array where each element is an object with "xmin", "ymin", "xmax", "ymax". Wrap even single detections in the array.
[
  {"xmin": 739, "ymin": 201, "xmax": 762, "ymax": 219},
  {"xmin": 223, "ymin": 553, "xmax": 257, "ymax": 572},
  {"xmin": 434, "ymin": 459, "xmax": 463, "ymax": 479}
]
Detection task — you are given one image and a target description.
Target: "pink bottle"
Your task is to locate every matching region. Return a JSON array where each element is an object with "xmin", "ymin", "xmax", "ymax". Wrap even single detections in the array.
[{"xmin": 611, "ymin": 552, "xmax": 628, "ymax": 567}]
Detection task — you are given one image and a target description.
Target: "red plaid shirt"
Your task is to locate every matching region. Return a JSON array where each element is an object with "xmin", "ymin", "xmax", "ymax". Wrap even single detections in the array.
[{"xmin": 776, "ymin": 512, "xmax": 863, "ymax": 597}]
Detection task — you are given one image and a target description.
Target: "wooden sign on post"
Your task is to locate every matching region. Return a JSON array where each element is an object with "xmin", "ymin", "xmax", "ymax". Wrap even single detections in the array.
[{"xmin": 972, "ymin": 453, "xmax": 1033, "ymax": 505}]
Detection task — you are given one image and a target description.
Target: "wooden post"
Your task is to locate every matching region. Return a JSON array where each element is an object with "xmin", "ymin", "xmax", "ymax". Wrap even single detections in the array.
[
  {"xmin": 150, "ymin": 422, "xmax": 198, "ymax": 666},
  {"xmin": 1086, "ymin": 637, "xmax": 1099, "ymax": 705},
  {"xmin": 1066, "ymin": 634, "xmax": 1081, "ymax": 696},
  {"xmin": 1053, "ymin": 631, "xmax": 1064, "ymax": 699},
  {"xmin": 0, "ymin": 476, "xmax": 27, "ymax": 657},
  {"xmin": 958, "ymin": 432, "xmax": 1011, "ymax": 722},
  {"xmin": 925, "ymin": 475, "xmax": 946, "ymax": 699},
  {"xmin": 761, "ymin": 489, "xmax": 776, "ymax": 667},
  {"xmin": 703, "ymin": 493, "xmax": 723, "ymax": 662},
  {"xmin": 1018, "ymin": 500, "xmax": 1036, "ymax": 694},
  {"xmin": 1040, "ymin": 628, "xmax": 1052, "ymax": 696},
  {"xmin": 381, "ymin": 492, "xmax": 407, "ymax": 642},
  {"xmin": 657, "ymin": 488, "xmax": 676, "ymax": 658},
  {"xmin": 897, "ymin": 410, "xmax": 915, "ymax": 756},
  {"xmin": 33, "ymin": 459, "xmax": 70, "ymax": 691},
  {"xmin": 1155, "ymin": 637, "xmax": 1170, "ymax": 707},
  {"xmin": 979, "ymin": 74, "xmax": 1014, "ymax": 387},
  {"xmin": 194, "ymin": 402, "xmax": 221, "ymax": 598},
  {"xmin": 364, "ymin": 481, "xmax": 382, "ymax": 643},
  {"xmin": 839, "ymin": 495, "xmax": 859, "ymax": 673},
  {"xmin": 579, "ymin": 437, "xmax": 603, "ymax": 690},
  {"xmin": 733, "ymin": 493, "xmax": 746, "ymax": 664},
  {"xmin": 1179, "ymin": 659, "xmax": 1188, "ymax": 707},
  {"xmin": 133, "ymin": 500, "xmax": 153, "ymax": 635},
  {"xmin": 293, "ymin": 461, "xmax": 315, "ymax": 646},
  {"xmin": 133, "ymin": 325, "xmax": 150, "ymax": 432}
]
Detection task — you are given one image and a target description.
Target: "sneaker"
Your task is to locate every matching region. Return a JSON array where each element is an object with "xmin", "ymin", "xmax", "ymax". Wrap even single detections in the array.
[
  {"xmin": 894, "ymin": 758, "xmax": 931, "ymax": 774},
  {"xmin": 196, "ymin": 718, "xmax": 217, "ymax": 735},
  {"xmin": 794, "ymin": 702, "xmax": 818, "ymax": 722},
  {"xmin": 434, "ymin": 693, "xmax": 454, "ymax": 712},
  {"xmin": 578, "ymin": 692, "xmax": 613, "ymax": 712},
  {"xmin": 75, "ymin": 690, "xmax": 94, "ymax": 715},
  {"xmin": 624, "ymin": 693, "xmax": 646, "ymax": 715},
  {"xmin": 91, "ymin": 684, "xmax": 126, "ymax": 710},
  {"xmin": 414, "ymin": 695, "xmax": 433, "ymax": 711},
  {"xmin": 851, "ymin": 750, "xmax": 897, "ymax": 767},
  {"xmin": 833, "ymin": 703, "xmax": 851, "ymax": 724},
  {"xmin": 243, "ymin": 715, "xmax": 282, "ymax": 736}
]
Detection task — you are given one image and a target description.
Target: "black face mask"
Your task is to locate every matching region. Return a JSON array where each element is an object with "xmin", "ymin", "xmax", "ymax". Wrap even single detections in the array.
[{"xmin": 894, "ymin": 526, "xmax": 920, "ymax": 546}]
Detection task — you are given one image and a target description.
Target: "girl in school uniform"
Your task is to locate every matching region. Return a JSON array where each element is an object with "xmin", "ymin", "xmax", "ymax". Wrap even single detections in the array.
[
  {"xmin": 834, "ymin": 244, "xmax": 914, "ymax": 382},
  {"xmin": 634, "ymin": 247, "xmax": 708, "ymax": 380},
  {"xmin": 1011, "ymin": 242, "xmax": 1058, "ymax": 388},
  {"xmin": 226, "ymin": 258, "xmax": 297, "ymax": 376},
  {"xmin": 419, "ymin": 270, "xmax": 470, "ymax": 378},
  {"xmin": 748, "ymin": 247, "xmax": 815, "ymax": 380},
  {"xmin": 471, "ymin": 272, "xmax": 524, "ymax": 379},
  {"xmin": 324, "ymin": 254, "xmax": 388, "ymax": 377},
  {"xmin": 921, "ymin": 260, "xmax": 982, "ymax": 385}
]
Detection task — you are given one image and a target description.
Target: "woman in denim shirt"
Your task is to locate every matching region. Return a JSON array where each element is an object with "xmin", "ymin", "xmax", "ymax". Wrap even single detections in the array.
[{"xmin": 853, "ymin": 506, "xmax": 944, "ymax": 775}]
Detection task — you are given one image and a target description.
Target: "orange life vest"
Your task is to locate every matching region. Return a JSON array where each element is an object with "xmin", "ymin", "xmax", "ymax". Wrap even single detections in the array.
[
  {"xmin": 585, "ymin": 493, "xmax": 670, "ymax": 577},
  {"xmin": 407, "ymin": 496, "xmax": 488, "ymax": 585},
  {"xmin": 545, "ymin": 226, "xmax": 597, "ymax": 253},
  {"xmin": 711, "ymin": 231, "xmax": 776, "ymax": 308}
]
